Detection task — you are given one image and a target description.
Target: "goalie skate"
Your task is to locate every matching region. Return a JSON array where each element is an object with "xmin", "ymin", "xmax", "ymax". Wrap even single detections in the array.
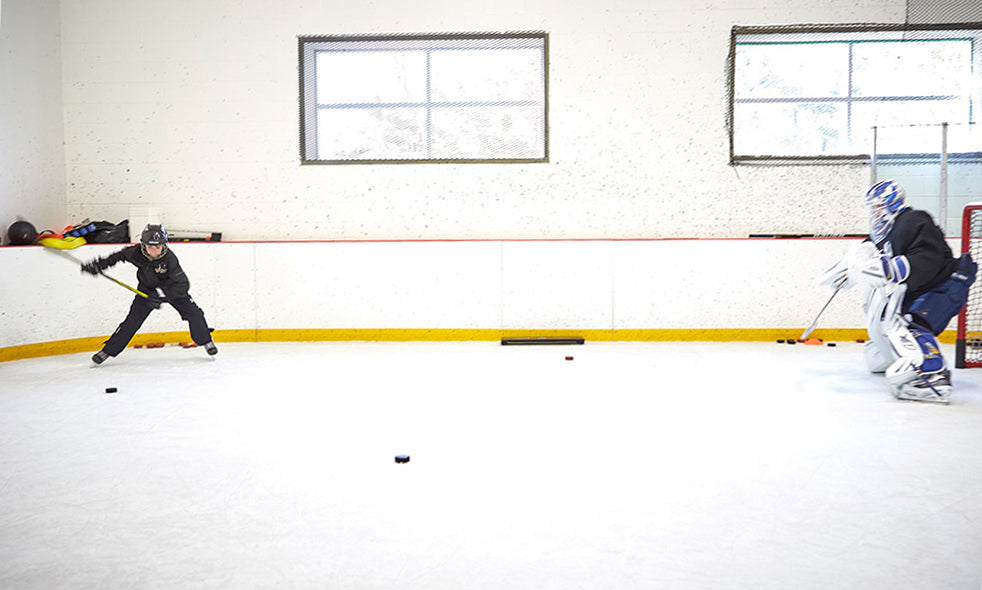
[{"xmin": 892, "ymin": 370, "xmax": 951, "ymax": 404}]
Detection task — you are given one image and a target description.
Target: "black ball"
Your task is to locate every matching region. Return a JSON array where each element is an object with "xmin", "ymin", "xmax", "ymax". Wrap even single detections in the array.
[{"xmin": 7, "ymin": 220, "xmax": 38, "ymax": 245}]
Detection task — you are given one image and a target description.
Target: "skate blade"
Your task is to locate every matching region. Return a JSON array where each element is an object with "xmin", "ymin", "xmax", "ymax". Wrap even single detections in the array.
[{"xmin": 895, "ymin": 392, "xmax": 950, "ymax": 404}]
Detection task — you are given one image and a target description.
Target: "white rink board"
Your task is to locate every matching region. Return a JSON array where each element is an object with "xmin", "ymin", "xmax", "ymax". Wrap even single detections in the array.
[
  {"xmin": 254, "ymin": 241, "xmax": 502, "ymax": 330},
  {"xmin": 612, "ymin": 239, "xmax": 867, "ymax": 329},
  {"xmin": 502, "ymin": 241, "xmax": 615, "ymax": 330},
  {"xmin": 0, "ymin": 238, "xmax": 955, "ymax": 348}
]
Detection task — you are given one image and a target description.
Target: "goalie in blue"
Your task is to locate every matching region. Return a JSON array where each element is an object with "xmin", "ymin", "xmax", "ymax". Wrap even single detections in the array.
[{"xmin": 820, "ymin": 180, "xmax": 976, "ymax": 403}]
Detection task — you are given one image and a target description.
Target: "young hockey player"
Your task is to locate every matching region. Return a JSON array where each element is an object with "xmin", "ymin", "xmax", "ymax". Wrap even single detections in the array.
[
  {"xmin": 820, "ymin": 180, "xmax": 976, "ymax": 402},
  {"xmin": 82, "ymin": 224, "xmax": 217, "ymax": 365}
]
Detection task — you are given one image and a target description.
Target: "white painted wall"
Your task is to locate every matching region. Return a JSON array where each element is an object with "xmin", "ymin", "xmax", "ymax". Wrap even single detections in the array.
[
  {"xmin": 56, "ymin": 0, "xmax": 907, "ymax": 241},
  {"xmin": 1, "ymin": 239, "xmax": 892, "ymax": 349},
  {"xmin": 0, "ymin": 0, "xmax": 66, "ymax": 241}
]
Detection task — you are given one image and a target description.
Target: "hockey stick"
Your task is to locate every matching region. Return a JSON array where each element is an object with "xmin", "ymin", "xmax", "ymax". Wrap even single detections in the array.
[
  {"xmin": 42, "ymin": 245, "xmax": 149, "ymax": 298},
  {"xmin": 800, "ymin": 283, "xmax": 844, "ymax": 341}
]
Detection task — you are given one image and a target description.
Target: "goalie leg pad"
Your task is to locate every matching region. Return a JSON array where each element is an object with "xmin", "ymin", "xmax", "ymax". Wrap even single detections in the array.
[
  {"xmin": 886, "ymin": 359, "xmax": 951, "ymax": 403},
  {"xmin": 864, "ymin": 340, "xmax": 892, "ymax": 373},
  {"xmin": 884, "ymin": 326, "xmax": 950, "ymax": 402},
  {"xmin": 864, "ymin": 286, "xmax": 900, "ymax": 372}
]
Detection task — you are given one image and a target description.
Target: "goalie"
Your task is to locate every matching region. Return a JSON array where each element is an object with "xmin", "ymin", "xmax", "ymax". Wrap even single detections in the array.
[{"xmin": 820, "ymin": 180, "xmax": 976, "ymax": 403}]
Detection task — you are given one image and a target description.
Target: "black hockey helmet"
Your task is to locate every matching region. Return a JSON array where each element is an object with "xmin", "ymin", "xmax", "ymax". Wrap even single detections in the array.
[
  {"xmin": 7, "ymin": 220, "xmax": 38, "ymax": 245},
  {"xmin": 140, "ymin": 224, "xmax": 168, "ymax": 246}
]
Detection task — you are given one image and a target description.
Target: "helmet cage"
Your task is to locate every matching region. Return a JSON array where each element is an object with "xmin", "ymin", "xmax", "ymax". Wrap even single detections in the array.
[{"xmin": 865, "ymin": 181, "xmax": 907, "ymax": 242}]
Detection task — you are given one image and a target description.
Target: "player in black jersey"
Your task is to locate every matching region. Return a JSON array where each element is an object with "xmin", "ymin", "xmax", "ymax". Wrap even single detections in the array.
[
  {"xmin": 82, "ymin": 224, "xmax": 218, "ymax": 365},
  {"xmin": 820, "ymin": 180, "xmax": 976, "ymax": 402}
]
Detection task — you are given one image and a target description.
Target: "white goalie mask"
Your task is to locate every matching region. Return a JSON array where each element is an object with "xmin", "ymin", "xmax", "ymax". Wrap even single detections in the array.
[{"xmin": 865, "ymin": 180, "xmax": 907, "ymax": 243}]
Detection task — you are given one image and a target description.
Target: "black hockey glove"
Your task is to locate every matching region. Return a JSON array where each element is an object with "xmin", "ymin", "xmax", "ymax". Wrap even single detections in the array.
[
  {"xmin": 81, "ymin": 260, "xmax": 103, "ymax": 275},
  {"xmin": 145, "ymin": 287, "xmax": 167, "ymax": 310}
]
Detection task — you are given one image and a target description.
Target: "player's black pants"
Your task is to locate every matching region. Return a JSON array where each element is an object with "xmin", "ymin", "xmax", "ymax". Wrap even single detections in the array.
[{"xmin": 102, "ymin": 294, "xmax": 211, "ymax": 356}]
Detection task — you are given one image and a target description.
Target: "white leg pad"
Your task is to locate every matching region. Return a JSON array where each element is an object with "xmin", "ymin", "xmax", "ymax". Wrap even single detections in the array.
[
  {"xmin": 864, "ymin": 286, "xmax": 901, "ymax": 371},
  {"xmin": 864, "ymin": 340, "xmax": 892, "ymax": 373},
  {"xmin": 885, "ymin": 357, "xmax": 919, "ymax": 390}
]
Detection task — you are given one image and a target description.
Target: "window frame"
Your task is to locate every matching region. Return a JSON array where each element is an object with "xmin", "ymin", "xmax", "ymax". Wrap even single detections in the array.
[
  {"xmin": 728, "ymin": 23, "xmax": 982, "ymax": 164},
  {"xmin": 298, "ymin": 31, "xmax": 550, "ymax": 165}
]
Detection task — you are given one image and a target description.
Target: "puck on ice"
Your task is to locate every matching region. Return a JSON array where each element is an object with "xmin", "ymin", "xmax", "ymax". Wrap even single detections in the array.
[
  {"xmin": 105, "ymin": 387, "xmax": 117, "ymax": 394},
  {"xmin": 827, "ymin": 342, "xmax": 837, "ymax": 347},
  {"xmin": 565, "ymin": 356, "xmax": 574, "ymax": 361},
  {"xmin": 395, "ymin": 455, "xmax": 410, "ymax": 464}
]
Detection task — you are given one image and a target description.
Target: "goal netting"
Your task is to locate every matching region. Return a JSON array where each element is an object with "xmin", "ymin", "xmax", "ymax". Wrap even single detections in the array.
[{"xmin": 956, "ymin": 204, "xmax": 982, "ymax": 368}]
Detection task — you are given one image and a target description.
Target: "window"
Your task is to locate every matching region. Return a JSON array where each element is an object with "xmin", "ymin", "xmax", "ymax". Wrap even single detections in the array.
[
  {"xmin": 299, "ymin": 32, "xmax": 548, "ymax": 164},
  {"xmin": 730, "ymin": 25, "xmax": 980, "ymax": 161}
]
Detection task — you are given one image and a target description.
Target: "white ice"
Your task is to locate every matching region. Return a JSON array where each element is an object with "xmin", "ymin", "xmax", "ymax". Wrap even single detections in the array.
[{"xmin": 1, "ymin": 341, "xmax": 981, "ymax": 589}]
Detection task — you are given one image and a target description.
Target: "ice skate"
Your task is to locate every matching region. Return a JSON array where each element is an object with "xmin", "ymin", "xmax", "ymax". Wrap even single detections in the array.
[
  {"xmin": 91, "ymin": 350, "xmax": 110, "ymax": 366},
  {"xmin": 892, "ymin": 369, "xmax": 950, "ymax": 404},
  {"xmin": 204, "ymin": 341, "xmax": 218, "ymax": 357}
]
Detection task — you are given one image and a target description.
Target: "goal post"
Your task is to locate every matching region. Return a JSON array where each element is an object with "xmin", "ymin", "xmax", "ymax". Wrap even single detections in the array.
[{"xmin": 956, "ymin": 203, "xmax": 982, "ymax": 368}]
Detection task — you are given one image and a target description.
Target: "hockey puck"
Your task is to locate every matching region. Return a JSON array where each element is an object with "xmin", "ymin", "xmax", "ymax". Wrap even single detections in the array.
[
  {"xmin": 395, "ymin": 455, "xmax": 410, "ymax": 464},
  {"xmin": 105, "ymin": 387, "xmax": 117, "ymax": 394},
  {"xmin": 786, "ymin": 340, "xmax": 796, "ymax": 345},
  {"xmin": 827, "ymin": 342, "xmax": 837, "ymax": 347},
  {"xmin": 565, "ymin": 356, "xmax": 574, "ymax": 361},
  {"xmin": 776, "ymin": 339, "xmax": 785, "ymax": 344}
]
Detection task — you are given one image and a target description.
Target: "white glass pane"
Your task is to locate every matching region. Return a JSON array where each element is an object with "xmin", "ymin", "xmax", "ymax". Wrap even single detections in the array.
[
  {"xmin": 947, "ymin": 123, "xmax": 982, "ymax": 153},
  {"xmin": 871, "ymin": 124, "xmax": 943, "ymax": 155},
  {"xmin": 735, "ymin": 43, "xmax": 849, "ymax": 99},
  {"xmin": 430, "ymin": 48, "xmax": 543, "ymax": 103},
  {"xmin": 852, "ymin": 40, "xmax": 971, "ymax": 97},
  {"xmin": 316, "ymin": 107, "xmax": 428, "ymax": 160},
  {"xmin": 734, "ymin": 102, "xmax": 848, "ymax": 156},
  {"xmin": 853, "ymin": 98, "xmax": 969, "ymax": 131},
  {"xmin": 430, "ymin": 105, "xmax": 544, "ymax": 159},
  {"xmin": 316, "ymin": 51, "xmax": 428, "ymax": 104},
  {"xmin": 303, "ymin": 34, "xmax": 547, "ymax": 161}
]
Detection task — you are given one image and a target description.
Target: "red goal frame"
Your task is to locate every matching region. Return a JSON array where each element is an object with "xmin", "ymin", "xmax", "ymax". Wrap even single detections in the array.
[{"xmin": 956, "ymin": 204, "xmax": 982, "ymax": 368}]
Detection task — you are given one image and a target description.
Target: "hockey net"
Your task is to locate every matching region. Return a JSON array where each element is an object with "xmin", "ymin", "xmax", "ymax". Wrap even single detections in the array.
[{"xmin": 957, "ymin": 204, "xmax": 982, "ymax": 368}]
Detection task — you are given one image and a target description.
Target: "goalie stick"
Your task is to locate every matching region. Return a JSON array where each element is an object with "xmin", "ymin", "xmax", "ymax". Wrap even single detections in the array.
[
  {"xmin": 40, "ymin": 238, "xmax": 150, "ymax": 299},
  {"xmin": 800, "ymin": 283, "xmax": 845, "ymax": 341}
]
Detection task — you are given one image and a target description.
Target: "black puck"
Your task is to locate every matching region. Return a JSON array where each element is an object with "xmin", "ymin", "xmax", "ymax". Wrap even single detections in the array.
[
  {"xmin": 395, "ymin": 455, "xmax": 410, "ymax": 464},
  {"xmin": 827, "ymin": 342, "xmax": 837, "ymax": 347},
  {"xmin": 105, "ymin": 387, "xmax": 117, "ymax": 394}
]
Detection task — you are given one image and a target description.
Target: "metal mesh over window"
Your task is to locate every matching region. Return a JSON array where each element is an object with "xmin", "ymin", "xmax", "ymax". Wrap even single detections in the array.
[{"xmin": 730, "ymin": 24, "xmax": 982, "ymax": 161}]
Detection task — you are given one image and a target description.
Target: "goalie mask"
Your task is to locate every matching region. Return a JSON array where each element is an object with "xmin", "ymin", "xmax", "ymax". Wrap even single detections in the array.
[{"xmin": 865, "ymin": 180, "xmax": 907, "ymax": 243}]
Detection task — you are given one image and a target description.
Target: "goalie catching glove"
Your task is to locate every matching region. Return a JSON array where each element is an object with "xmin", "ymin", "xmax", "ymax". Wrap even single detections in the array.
[{"xmin": 818, "ymin": 240, "xmax": 909, "ymax": 290}]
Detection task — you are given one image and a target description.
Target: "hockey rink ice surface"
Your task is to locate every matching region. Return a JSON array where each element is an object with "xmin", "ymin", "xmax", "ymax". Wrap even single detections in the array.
[{"xmin": 1, "ymin": 340, "xmax": 980, "ymax": 589}]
